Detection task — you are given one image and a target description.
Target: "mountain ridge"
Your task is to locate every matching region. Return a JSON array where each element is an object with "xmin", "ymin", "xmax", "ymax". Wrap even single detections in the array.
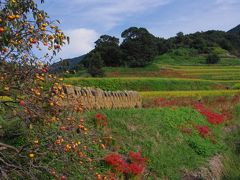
[{"xmin": 228, "ymin": 24, "xmax": 240, "ymax": 35}]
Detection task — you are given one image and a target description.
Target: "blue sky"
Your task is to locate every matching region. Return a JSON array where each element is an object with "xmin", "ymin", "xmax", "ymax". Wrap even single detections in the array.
[{"xmin": 38, "ymin": 0, "xmax": 240, "ymax": 59}]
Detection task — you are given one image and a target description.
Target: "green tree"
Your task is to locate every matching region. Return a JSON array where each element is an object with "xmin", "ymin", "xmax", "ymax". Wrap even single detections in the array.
[
  {"xmin": 95, "ymin": 35, "xmax": 123, "ymax": 67},
  {"xmin": 120, "ymin": 27, "xmax": 158, "ymax": 67},
  {"xmin": 87, "ymin": 52, "xmax": 104, "ymax": 77},
  {"xmin": 176, "ymin": 32, "xmax": 184, "ymax": 44},
  {"xmin": 156, "ymin": 37, "xmax": 170, "ymax": 54}
]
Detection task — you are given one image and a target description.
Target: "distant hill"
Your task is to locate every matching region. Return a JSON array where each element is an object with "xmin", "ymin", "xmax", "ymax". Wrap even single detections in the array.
[
  {"xmin": 49, "ymin": 55, "xmax": 86, "ymax": 73},
  {"xmin": 228, "ymin": 24, "xmax": 240, "ymax": 35},
  {"xmin": 52, "ymin": 25, "xmax": 240, "ymax": 74}
]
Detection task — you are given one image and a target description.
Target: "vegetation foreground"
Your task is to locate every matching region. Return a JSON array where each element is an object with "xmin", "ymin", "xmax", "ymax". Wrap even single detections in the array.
[{"xmin": 1, "ymin": 0, "xmax": 240, "ymax": 179}]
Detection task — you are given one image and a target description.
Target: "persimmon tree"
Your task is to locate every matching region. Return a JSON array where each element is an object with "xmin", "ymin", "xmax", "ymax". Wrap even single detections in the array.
[
  {"xmin": 0, "ymin": 1, "xmax": 118, "ymax": 179},
  {"xmin": 0, "ymin": 0, "xmax": 73, "ymax": 178}
]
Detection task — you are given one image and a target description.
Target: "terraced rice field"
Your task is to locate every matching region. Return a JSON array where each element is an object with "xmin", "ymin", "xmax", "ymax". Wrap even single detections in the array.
[
  {"xmin": 164, "ymin": 65, "xmax": 240, "ymax": 80},
  {"xmin": 64, "ymin": 58, "xmax": 240, "ymax": 101},
  {"xmin": 64, "ymin": 77, "xmax": 235, "ymax": 91}
]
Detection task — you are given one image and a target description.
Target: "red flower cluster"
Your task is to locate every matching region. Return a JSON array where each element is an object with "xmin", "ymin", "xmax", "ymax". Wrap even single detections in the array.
[
  {"xmin": 95, "ymin": 113, "xmax": 107, "ymax": 127},
  {"xmin": 128, "ymin": 151, "xmax": 146, "ymax": 175},
  {"xmin": 193, "ymin": 103, "xmax": 225, "ymax": 125},
  {"xmin": 104, "ymin": 152, "xmax": 146, "ymax": 176},
  {"xmin": 195, "ymin": 125, "xmax": 210, "ymax": 137},
  {"xmin": 104, "ymin": 154, "xmax": 128, "ymax": 173}
]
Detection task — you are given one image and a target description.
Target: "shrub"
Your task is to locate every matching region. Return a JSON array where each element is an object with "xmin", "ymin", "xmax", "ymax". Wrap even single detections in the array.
[
  {"xmin": 206, "ymin": 53, "xmax": 220, "ymax": 64},
  {"xmin": 86, "ymin": 52, "xmax": 105, "ymax": 77}
]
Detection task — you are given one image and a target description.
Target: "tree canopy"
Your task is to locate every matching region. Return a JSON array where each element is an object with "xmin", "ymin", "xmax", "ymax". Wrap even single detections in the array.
[
  {"xmin": 94, "ymin": 35, "xmax": 122, "ymax": 67},
  {"xmin": 120, "ymin": 27, "xmax": 158, "ymax": 67}
]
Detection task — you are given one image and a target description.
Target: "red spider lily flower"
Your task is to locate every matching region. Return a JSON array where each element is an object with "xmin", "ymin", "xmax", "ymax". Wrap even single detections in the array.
[
  {"xmin": 104, "ymin": 154, "xmax": 129, "ymax": 173},
  {"xmin": 104, "ymin": 152, "xmax": 146, "ymax": 176},
  {"xmin": 193, "ymin": 103, "xmax": 225, "ymax": 125},
  {"xmin": 128, "ymin": 151, "xmax": 146, "ymax": 164},
  {"xmin": 195, "ymin": 125, "xmax": 210, "ymax": 137},
  {"xmin": 95, "ymin": 113, "xmax": 103, "ymax": 119},
  {"xmin": 128, "ymin": 162, "xmax": 145, "ymax": 175},
  {"xmin": 95, "ymin": 113, "xmax": 108, "ymax": 127}
]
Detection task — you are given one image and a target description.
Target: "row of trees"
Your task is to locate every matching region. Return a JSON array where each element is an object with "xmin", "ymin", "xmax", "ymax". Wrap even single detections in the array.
[
  {"xmin": 81, "ymin": 27, "xmax": 240, "ymax": 76},
  {"xmin": 82, "ymin": 27, "xmax": 159, "ymax": 72}
]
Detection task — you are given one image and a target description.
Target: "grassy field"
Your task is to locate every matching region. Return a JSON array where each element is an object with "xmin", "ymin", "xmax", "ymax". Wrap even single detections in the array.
[
  {"xmin": 61, "ymin": 48, "xmax": 240, "ymax": 179},
  {"xmin": 84, "ymin": 107, "xmax": 227, "ymax": 179}
]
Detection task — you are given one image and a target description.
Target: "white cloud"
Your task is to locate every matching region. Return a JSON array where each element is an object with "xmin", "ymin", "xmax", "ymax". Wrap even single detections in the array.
[
  {"xmin": 57, "ymin": 28, "xmax": 99, "ymax": 59},
  {"xmin": 78, "ymin": 0, "xmax": 170, "ymax": 29},
  {"xmin": 44, "ymin": 0, "xmax": 172, "ymax": 30},
  {"xmin": 80, "ymin": 0, "xmax": 171, "ymax": 29}
]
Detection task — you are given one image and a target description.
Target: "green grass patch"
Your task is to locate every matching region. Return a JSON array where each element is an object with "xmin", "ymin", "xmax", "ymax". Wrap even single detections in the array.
[
  {"xmin": 63, "ymin": 77, "xmax": 231, "ymax": 91},
  {"xmin": 153, "ymin": 48, "xmax": 206, "ymax": 65},
  {"xmin": 154, "ymin": 48, "xmax": 240, "ymax": 66},
  {"xmin": 85, "ymin": 107, "xmax": 226, "ymax": 179}
]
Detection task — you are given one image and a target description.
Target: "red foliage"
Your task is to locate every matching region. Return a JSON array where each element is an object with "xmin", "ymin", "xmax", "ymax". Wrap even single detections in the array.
[
  {"xmin": 104, "ymin": 152, "xmax": 146, "ymax": 176},
  {"xmin": 109, "ymin": 71, "xmax": 120, "ymax": 77},
  {"xmin": 193, "ymin": 103, "xmax": 225, "ymax": 125},
  {"xmin": 154, "ymin": 98, "xmax": 178, "ymax": 107},
  {"xmin": 179, "ymin": 127, "xmax": 193, "ymax": 135}
]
